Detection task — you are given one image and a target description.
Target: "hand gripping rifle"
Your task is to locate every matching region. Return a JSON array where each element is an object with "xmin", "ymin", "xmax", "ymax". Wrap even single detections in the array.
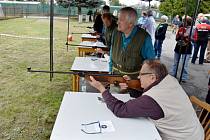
[{"xmin": 27, "ymin": 68, "xmax": 141, "ymax": 91}]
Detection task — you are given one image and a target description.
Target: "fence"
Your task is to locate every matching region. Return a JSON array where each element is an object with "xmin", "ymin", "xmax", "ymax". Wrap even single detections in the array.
[{"xmin": 0, "ymin": 3, "xmax": 163, "ymax": 20}]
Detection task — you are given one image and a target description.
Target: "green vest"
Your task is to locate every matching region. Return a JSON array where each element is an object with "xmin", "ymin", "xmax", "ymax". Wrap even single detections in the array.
[
  {"xmin": 112, "ymin": 28, "xmax": 147, "ymax": 78},
  {"xmin": 105, "ymin": 23, "xmax": 117, "ymax": 49}
]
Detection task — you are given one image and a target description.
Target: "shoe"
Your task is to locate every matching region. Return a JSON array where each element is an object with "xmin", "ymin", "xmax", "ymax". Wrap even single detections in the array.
[
  {"xmin": 181, "ymin": 80, "xmax": 187, "ymax": 83},
  {"xmin": 204, "ymin": 59, "xmax": 210, "ymax": 63}
]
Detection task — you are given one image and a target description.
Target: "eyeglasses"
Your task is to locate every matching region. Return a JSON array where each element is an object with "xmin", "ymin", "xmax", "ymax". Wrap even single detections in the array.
[
  {"xmin": 81, "ymin": 121, "xmax": 107, "ymax": 134},
  {"xmin": 139, "ymin": 72, "xmax": 154, "ymax": 76}
]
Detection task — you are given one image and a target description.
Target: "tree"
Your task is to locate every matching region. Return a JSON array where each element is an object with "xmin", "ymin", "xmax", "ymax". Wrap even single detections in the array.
[
  {"xmin": 159, "ymin": 0, "xmax": 210, "ymax": 19},
  {"xmin": 111, "ymin": 0, "xmax": 121, "ymax": 6},
  {"xmin": 56, "ymin": 0, "xmax": 105, "ymax": 15},
  {"xmin": 199, "ymin": 0, "xmax": 210, "ymax": 14}
]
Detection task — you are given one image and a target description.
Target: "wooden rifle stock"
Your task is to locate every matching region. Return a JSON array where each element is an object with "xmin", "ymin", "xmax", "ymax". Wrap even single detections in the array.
[{"xmin": 85, "ymin": 75, "xmax": 141, "ymax": 90}]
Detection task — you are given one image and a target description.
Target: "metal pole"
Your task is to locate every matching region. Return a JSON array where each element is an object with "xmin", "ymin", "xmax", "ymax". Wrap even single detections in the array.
[
  {"xmin": 174, "ymin": 0, "xmax": 188, "ymax": 78},
  {"xmin": 149, "ymin": 0, "xmax": 151, "ymax": 9},
  {"xmin": 66, "ymin": 3, "xmax": 71, "ymax": 52},
  {"xmin": 179, "ymin": 0, "xmax": 201, "ymax": 83},
  {"xmin": 50, "ymin": 0, "xmax": 54, "ymax": 81}
]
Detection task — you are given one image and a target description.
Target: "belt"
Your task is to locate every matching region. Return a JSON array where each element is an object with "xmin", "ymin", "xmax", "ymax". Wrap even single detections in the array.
[{"xmin": 113, "ymin": 66, "xmax": 139, "ymax": 75}]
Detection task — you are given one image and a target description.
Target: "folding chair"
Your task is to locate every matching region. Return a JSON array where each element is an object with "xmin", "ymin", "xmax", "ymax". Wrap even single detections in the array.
[{"xmin": 190, "ymin": 96, "xmax": 210, "ymax": 140}]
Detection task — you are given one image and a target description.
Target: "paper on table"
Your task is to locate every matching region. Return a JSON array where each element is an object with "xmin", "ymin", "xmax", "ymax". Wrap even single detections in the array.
[
  {"xmin": 100, "ymin": 120, "xmax": 115, "ymax": 133},
  {"xmin": 81, "ymin": 34, "xmax": 97, "ymax": 38},
  {"xmin": 81, "ymin": 120, "xmax": 115, "ymax": 134},
  {"xmin": 79, "ymin": 41, "xmax": 106, "ymax": 48}
]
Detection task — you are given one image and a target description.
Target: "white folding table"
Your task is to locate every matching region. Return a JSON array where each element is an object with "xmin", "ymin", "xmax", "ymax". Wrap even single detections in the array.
[
  {"xmin": 71, "ymin": 57, "xmax": 109, "ymax": 91},
  {"xmin": 50, "ymin": 92, "xmax": 162, "ymax": 140},
  {"xmin": 77, "ymin": 41, "xmax": 107, "ymax": 57}
]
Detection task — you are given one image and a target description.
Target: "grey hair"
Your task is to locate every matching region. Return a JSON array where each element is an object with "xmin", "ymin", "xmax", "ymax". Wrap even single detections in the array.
[
  {"xmin": 120, "ymin": 7, "xmax": 137, "ymax": 25},
  {"xmin": 147, "ymin": 10, "xmax": 153, "ymax": 17},
  {"xmin": 143, "ymin": 60, "xmax": 168, "ymax": 81}
]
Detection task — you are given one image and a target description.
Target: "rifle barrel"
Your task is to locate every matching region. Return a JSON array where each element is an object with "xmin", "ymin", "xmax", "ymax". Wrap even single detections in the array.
[
  {"xmin": 73, "ymin": 26, "xmax": 93, "ymax": 29},
  {"xmin": 27, "ymin": 68, "xmax": 120, "ymax": 77},
  {"xmin": 66, "ymin": 44, "xmax": 108, "ymax": 50},
  {"xmin": 72, "ymin": 32, "xmax": 92, "ymax": 34},
  {"xmin": 27, "ymin": 68, "xmax": 141, "ymax": 90}
]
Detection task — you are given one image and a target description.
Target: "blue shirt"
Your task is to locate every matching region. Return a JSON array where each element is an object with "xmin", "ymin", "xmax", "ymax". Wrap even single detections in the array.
[
  {"xmin": 138, "ymin": 16, "xmax": 148, "ymax": 26},
  {"xmin": 109, "ymin": 26, "xmax": 155, "ymax": 72}
]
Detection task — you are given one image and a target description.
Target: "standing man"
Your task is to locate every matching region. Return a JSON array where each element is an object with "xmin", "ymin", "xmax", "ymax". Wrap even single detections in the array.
[
  {"xmin": 191, "ymin": 19, "xmax": 210, "ymax": 64},
  {"xmin": 172, "ymin": 15, "xmax": 181, "ymax": 34},
  {"xmin": 137, "ymin": 11, "xmax": 148, "ymax": 28},
  {"xmin": 110, "ymin": 7, "xmax": 155, "ymax": 79},
  {"xmin": 171, "ymin": 16, "xmax": 192, "ymax": 82},
  {"xmin": 154, "ymin": 15, "xmax": 168, "ymax": 59}
]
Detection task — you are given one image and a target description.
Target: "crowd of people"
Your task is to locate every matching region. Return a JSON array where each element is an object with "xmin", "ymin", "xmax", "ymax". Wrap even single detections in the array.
[{"xmin": 85, "ymin": 5, "xmax": 210, "ymax": 140}]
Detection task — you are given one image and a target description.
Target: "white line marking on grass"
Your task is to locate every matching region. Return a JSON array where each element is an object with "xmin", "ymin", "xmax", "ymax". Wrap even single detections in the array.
[{"xmin": 0, "ymin": 33, "xmax": 53, "ymax": 40}]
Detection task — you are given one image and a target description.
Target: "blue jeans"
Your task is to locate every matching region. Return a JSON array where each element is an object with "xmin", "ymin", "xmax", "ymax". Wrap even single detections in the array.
[
  {"xmin": 191, "ymin": 40, "xmax": 208, "ymax": 64},
  {"xmin": 170, "ymin": 52, "xmax": 191, "ymax": 80},
  {"xmin": 154, "ymin": 40, "xmax": 163, "ymax": 58}
]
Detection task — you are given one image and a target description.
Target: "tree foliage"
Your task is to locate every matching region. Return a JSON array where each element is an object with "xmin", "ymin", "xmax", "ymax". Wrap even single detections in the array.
[
  {"xmin": 56, "ymin": 0, "xmax": 105, "ymax": 15},
  {"xmin": 56, "ymin": 0, "xmax": 105, "ymax": 8},
  {"xmin": 111, "ymin": 0, "xmax": 121, "ymax": 6},
  {"xmin": 159, "ymin": 0, "xmax": 209, "ymax": 18}
]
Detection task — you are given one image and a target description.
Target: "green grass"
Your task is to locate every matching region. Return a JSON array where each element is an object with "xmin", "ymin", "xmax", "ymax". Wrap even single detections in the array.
[{"xmin": 0, "ymin": 18, "xmax": 92, "ymax": 140}]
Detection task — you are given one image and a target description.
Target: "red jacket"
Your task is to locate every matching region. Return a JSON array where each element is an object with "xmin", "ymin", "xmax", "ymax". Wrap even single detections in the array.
[{"xmin": 193, "ymin": 23, "xmax": 210, "ymax": 41}]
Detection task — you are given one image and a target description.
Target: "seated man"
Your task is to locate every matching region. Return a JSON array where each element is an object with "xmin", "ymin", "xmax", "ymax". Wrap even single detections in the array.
[{"xmin": 89, "ymin": 60, "xmax": 204, "ymax": 140}]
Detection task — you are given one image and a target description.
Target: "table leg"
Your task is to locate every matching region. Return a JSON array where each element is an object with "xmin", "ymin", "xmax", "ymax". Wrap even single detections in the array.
[
  {"xmin": 76, "ymin": 75, "xmax": 80, "ymax": 91},
  {"xmin": 72, "ymin": 75, "xmax": 76, "ymax": 91}
]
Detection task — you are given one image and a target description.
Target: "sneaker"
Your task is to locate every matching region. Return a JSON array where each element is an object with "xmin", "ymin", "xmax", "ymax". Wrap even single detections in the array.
[{"xmin": 181, "ymin": 80, "xmax": 187, "ymax": 83}]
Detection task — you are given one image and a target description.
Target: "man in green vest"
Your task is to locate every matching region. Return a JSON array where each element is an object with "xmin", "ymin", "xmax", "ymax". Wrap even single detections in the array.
[{"xmin": 110, "ymin": 7, "xmax": 155, "ymax": 80}]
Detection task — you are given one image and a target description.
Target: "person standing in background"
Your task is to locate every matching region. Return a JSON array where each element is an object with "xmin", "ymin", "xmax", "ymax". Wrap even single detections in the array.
[
  {"xmin": 137, "ymin": 11, "xmax": 148, "ymax": 29},
  {"xmin": 170, "ymin": 16, "xmax": 192, "ymax": 82},
  {"xmin": 144, "ymin": 10, "xmax": 156, "ymax": 45},
  {"xmin": 154, "ymin": 15, "xmax": 168, "ymax": 59},
  {"xmin": 172, "ymin": 15, "xmax": 181, "ymax": 34},
  {"xmin": 191, "ymin": 19, "xmax": 210, "ymax": 64}
]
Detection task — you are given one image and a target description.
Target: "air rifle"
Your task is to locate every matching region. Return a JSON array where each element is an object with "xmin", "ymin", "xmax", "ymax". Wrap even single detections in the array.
[
  {"xmin": 73, "ymin": 26, "xmax": 93, "ymax": 29},
  {"xmin": 65, "ymin": 43, "xmax": 109, "ymax": 51},
  {"xmin": 71, "ymin": 32, "xmax": 102, "ymax": 36},
  {"xmin": 27, "ymin": 68, "xmax": 141, "ymax": 90}
]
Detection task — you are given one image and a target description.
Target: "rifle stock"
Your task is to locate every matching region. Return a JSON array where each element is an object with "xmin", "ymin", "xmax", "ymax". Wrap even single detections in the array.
[{"xmin": 85, "ymin": 75, "xmax": 141, "ymax": 90}]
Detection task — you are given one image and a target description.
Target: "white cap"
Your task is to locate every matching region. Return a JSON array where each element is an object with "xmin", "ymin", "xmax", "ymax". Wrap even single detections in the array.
[{"xmin": 161, "ymin": 15, "xmax": 168, "ymax": 21}]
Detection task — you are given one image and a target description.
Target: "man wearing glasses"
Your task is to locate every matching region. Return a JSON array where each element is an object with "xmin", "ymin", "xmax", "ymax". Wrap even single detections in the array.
[{"xmin": 89, "ymin": 60, "xmax": 204, "ymax": 140}]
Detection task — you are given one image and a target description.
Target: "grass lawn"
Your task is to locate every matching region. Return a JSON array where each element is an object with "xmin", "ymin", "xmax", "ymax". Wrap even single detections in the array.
[{"xmin": 0, "ymin": 18, "xmax": 92, "ymax": 140}]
